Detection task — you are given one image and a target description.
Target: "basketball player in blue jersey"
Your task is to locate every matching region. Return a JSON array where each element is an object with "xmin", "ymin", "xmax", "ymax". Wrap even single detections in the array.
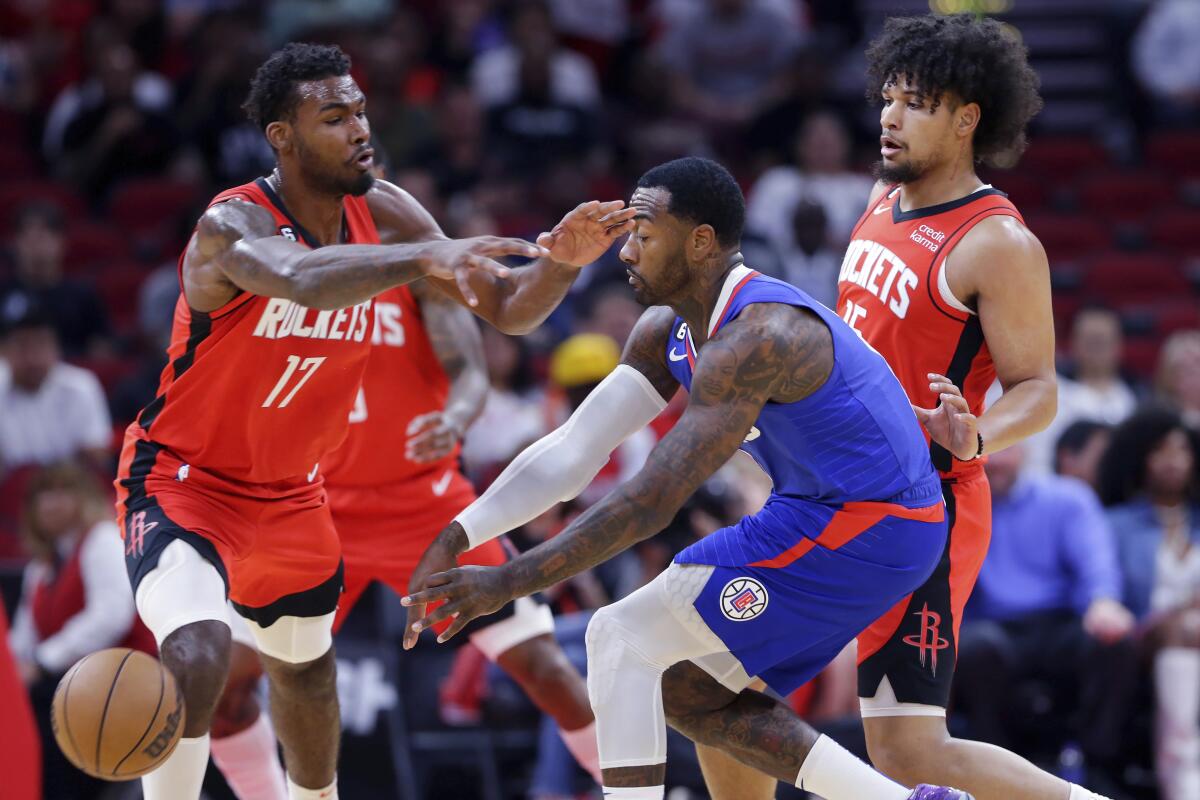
[{"xmin": 401, "ymin": 157, "xmax": 971, "ymax": 800}]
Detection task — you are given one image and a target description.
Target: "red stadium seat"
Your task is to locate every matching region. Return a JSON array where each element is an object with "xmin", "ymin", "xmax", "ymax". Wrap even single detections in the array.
[
  {"xmin": 64, "ymin": 221, "xmax": 131, "ymax": 272},
  {"xmin": 1152, "ymin": 301, "xmax": 1200, "ymax": 337},
  {"xmin": 1147, "ymin": 132, "xmax": 1200, "ymax": 178},
  {"xmin": 108, "ymin": 178, "xmax": 201, "ymax": 237},
  {"xmin": 1019, "ymin": 137, "xmax": 1108, "ymax": 181},
  {"xmin": 1025, "ymin": 213, "xmax": 1111, "ymax": 263},
  {"xmin": 0, "ymin": 179, "xmax": 86, "ymax": 234},
  {"xmin": 1121, "ymin": 337, "xmax": 1162, "ymax": 380},
  {"xmin": 69, "ymin": 355, "xmax": 138, "ymax": 395},
  {"xmin": 93, "ymin": 260, "xmax": 152, "ymax": 334},
  {"xmin": 990, "ymin": 172, "xmax": 1047, "ymax": 212},
  {"xmin": 1082, "ymin": 253, "xmax": 1189, "ymax": 306},
  {"xmin": 1078, "ymin": 170, "xmax": 1174, "ymax": 223},
  {"xmin": 1149, "ymin": 209, "xmax": 1200, "ymax": 253},
  {"xmin": 0, "ymin": 144, "xmax": 37, "ymax": 179}
]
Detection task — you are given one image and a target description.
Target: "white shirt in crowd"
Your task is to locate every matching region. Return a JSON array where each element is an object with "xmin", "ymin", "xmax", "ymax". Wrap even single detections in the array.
[
  {"xmin": 747, "ymin": 168, "xmax": 875, "ymax": 248},
  {"xmin": 0, "ymin": 360, "xmax": 111, "ymax": 469},
  {"xmin": 1015, "ymin": 374, "xmax": 1138, "ymax": 474},
  {"xmin": 8, "ymin": 521, "xmax": 136, "ymax": 673}
]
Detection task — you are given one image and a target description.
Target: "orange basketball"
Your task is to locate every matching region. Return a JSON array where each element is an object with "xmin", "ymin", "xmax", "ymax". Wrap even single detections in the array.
[{"xmin": 50, "ymin": 648, "xmax": 185, "ymax": 780}]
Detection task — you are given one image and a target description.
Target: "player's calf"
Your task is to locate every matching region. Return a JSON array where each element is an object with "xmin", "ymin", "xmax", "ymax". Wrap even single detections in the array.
[{"xmin": 260, "ymin": 647, "xmax": 340, "ymax": 793}]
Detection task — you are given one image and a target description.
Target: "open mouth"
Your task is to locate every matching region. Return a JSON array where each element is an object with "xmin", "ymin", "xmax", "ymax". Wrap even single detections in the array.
[
  {"xmin": 626, "ymin": 269, "xmax": 641, "ymax": 286},
  {"xmin": 880, "ymin": 135, "xmax": 902, "ymax": 157},
  {"xmin": 352, "ymin": 149, "xmax": 375, "ymax": 169}
]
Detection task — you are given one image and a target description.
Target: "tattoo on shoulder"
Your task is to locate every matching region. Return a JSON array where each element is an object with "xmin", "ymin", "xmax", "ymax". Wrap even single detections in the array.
[{"xmin": 620, "ymin": 306, "xmax": 680, "ymax": 402}]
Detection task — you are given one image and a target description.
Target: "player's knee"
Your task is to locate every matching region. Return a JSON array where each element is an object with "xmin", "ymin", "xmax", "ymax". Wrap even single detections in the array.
[
  {"xmin": 158, "ymin": 619, "xmax": 233, "ymax": 736},
  {"xmin": 504, "ymin": 635, "xmax": 574, "ymax": 688},
  {"xmin": 865, "ymin": 721, "xmax": 950, "ymax": 786},
  {"xmin": 661, "ymin": 661, "xmax": 737, "ymax": 724},
  {"xmin": 264, "ymin": 646, "xmax": 337, "ymax": 699}
]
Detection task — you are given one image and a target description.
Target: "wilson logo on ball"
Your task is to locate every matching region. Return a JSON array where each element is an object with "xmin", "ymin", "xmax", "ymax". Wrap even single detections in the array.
[
  {"xmin": 720, "ymin": 577, "xmax": 768, "ymax": 621},
  {"xmin": 143, "ymin": 696, "xmax": 183, "ymax": 758}
]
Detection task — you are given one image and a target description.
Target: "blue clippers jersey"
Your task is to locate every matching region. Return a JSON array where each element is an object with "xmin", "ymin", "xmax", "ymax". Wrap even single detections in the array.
[{"xmin": 666, "ymin": 265, "xmax": 940, "ymax": 509}]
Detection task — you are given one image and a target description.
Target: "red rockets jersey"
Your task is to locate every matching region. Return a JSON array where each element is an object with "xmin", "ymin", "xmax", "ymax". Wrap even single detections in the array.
[
  {"xmin": 320, "ymin": 285, "xmax": 457, "ymax": 489},
  {"xmin": 121, "ymin": 178, "xmax": 381, "ymax": 485},
  {"xmin": 837, "ymin": 185, "xmax": 1023, "ymax": 479}
]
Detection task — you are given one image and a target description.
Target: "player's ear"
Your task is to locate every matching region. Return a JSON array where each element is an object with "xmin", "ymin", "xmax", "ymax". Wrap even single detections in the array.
[
  {"xmin": 956, "ymin": 101, "xmax": 980, "ymax": 139},
  {"xmin": 265, "ymin": 120, "xmax": 291, "ymax": 154},
  {"xmin": 690, "ymin": 224, "xmax": 716, "ymax": 258}
]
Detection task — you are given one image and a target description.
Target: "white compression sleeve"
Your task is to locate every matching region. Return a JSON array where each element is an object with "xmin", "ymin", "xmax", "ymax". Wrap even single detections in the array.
[{"xmin": 457, "ymin": 364, "xmax": 667, "ymax": 549}]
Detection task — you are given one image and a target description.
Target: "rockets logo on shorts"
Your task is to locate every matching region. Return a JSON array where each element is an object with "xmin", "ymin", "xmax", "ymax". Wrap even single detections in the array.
[{"xmin": 720, "ymin": 577, "xmax": 768, "ymax": 621}]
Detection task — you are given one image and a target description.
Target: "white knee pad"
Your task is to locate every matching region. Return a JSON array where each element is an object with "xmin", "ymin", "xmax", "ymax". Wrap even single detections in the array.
[
  {"xmin": 225, "ymin": 604, "xmax": 257, "ymax": 650},
  {"xmin": 469, "ymin": 596, "xmax": 555, "ymax": 662},
  {"xmin": 584, "ymin": 565, "xmax": 737, "ymax": 770},
  {"xmin": 858, "ymin": 676, "xmax": 946, "ymax": 718},
  {"xmin": 135, "ymin": 539, "xmax": 230, "ymax": 647},
  {"xmin": 241, "ymin": 612, "xmax": 335, "ymax": 665}
]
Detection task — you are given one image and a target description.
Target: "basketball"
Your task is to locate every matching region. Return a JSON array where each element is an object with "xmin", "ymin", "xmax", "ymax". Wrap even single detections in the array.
[{"xmin": 50, "ymin": 648, "xmax": 185, "ymax": 780}]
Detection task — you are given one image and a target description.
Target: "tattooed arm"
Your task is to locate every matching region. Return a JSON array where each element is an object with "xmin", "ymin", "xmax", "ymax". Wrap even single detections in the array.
[
  {"xmin": 402, "ymin": 281, "xmax": 489, "ymax": 462},
  {"xmin": 404, "ymin": 303, "xmax": 834, "ymax": 642}
]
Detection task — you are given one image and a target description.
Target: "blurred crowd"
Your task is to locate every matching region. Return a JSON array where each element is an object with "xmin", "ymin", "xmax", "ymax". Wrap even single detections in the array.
[{"xmin": 1, "ymin": 0, "xmax": 1199, "ymax": 798}]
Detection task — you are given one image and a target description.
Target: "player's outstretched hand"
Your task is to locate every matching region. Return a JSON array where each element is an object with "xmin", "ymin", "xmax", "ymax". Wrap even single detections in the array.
[
  {"xmin": 421, "ymin": 236, "xmax": 549, "ymax": 307},
  {"xmin": 401, "ymin": 521, "xmax": 468, "ymax": 649},
  {"xmin": 911, "ymin": 372, "xmax": 980, "ymax": 461},
  {"xmin": 406, "ymin": 411, "xmax": 463, "ymax": 463},
  {"xmin": 402, "ymin": 564, "xmax": 513, "ymax": 646},
  {"xmin": 537, "ymin": 200, "xmax": 638, "ymax": 268}
]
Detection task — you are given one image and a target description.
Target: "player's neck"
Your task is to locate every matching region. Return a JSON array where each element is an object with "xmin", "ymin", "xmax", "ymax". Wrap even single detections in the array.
[
  {"xmin": 897, "ymin": 157, "xmax": 984, "ymax": 212},
  {"xmin": 268, "ymin": 166, "xmax": 346, "ymax": 246},
  {"xmin": 673, "ymin": 252, "xmax": 743, "ymax": 347}
]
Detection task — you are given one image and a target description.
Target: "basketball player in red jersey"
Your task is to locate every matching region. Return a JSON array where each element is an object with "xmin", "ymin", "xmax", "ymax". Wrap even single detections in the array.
[
  {"xmin": 115, "ymin": 43, "xmax": 634, "ymax": 800},
  {"xmin": 839, "ymin": 16, "xmax": 1111, "ymax": 800}
]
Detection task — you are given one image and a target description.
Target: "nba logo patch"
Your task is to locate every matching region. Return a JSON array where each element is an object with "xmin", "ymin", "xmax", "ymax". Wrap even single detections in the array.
[{"xmin": 720, "ymin": 577, "xmax": 768, "ymax": 621}]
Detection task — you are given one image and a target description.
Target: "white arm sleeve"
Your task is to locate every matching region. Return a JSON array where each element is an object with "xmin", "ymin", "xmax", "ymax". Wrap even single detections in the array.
[{"xmin": 457, "ymin": 364, "xmax": 669, "ymax": 549}]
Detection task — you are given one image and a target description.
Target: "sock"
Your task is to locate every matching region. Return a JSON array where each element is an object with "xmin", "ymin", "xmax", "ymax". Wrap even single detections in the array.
[
  {"xmin": 142, "ymin": 735, "xmax": 211, "ymax": 800},
  {"xmin": 210, "ymin": 714, "xmax": 288, "ymax": 800},
  {"xmin": 599, "ymin": 786, "xmax": 664, "ymax": 799},
  {"xmin": 1155, "ymin": 647, "xmax": 1200, "ymax": 800},
  {"xmin": 796, "ymin": 734, "xmax": 909, "ymax": 800},
  {"xmin": 1069, "ymin": 784, "xmax": 1114, "ymax": 800},
  {"xmin": 287, "ymin": 775, "xmax": 338, "ymax": 800},
  {"xmin": 560, "ymin": 721, "xmax": 602, "ymax": 783}
]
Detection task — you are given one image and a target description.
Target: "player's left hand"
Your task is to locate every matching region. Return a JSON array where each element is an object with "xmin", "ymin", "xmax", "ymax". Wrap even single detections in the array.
[
  {"xmin": 912, "ymin": 373, "xmax": 980, "ymax": 461},
  {"xmin": 401, "ymin": 564, "xmax": 514, "ymax": 645},
  {"xmin": 538, "ymin": 200, "xmax": 638, "ymax": 267},
  {"xmin": 406, "ymin": 411, "xmax": 464, "ymax": 463}
]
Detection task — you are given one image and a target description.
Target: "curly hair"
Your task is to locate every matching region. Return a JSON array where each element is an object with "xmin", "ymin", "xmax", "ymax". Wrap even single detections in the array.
[
  {"xmin": 637, "ymin": 157, "xmax": 745, "ymax": 248},
  {"xmin": 242, "ymin": 42, "xmax": 352, "ymax": 132},
  {"xmin": 1097, "ymin": 406, "xmax": 1200, "ymax": 506},
  {"xmin": 865, "ymin": 14, "xmax": 1043, "ymax": 168}
]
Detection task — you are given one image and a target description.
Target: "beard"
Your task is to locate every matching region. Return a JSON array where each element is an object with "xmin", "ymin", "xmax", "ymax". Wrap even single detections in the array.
[
  {"xmin": 297, "ymin": 139, "xmax": 376, "ymax": 197},
  {"xmin": 872, "ymin": 154, "xmax": 928, "ymax": 185}
]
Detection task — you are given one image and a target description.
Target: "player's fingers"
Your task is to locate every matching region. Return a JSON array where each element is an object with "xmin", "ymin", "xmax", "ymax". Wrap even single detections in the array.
[
  {"xmin": 419, "ymin": 600, "xmax": 463, "ymax": 631},
  {"xmin": 911, "ymin": 404, "xmax": 934, "ymax": 422},
  {"xmin": 437, "ymin": 614, "xmax": 473, "ymax": 644},
  {"xmin": 536, "ymin": 231, "xmax": 556, "ymax": 249},
  {"xmin": 598, "ymin": 206, "xmax": 637, "ymax": 225},
  {"xmin": 604, "ymin": 219, "xmax": 636, "ymax": 238},
  {"xmin": 402, "ymin": 603, "xmax": 425, "ymax": 649},
  {"xmin": 929, "ymin": 381, "xmax": 963, "ymax": 397},
  {"xmin": 940, "ymin": 393, "xmax": 970, "ymax": 413},
  {"xmin": 453, "ymin": 266, "xmax": 480, "ymax": 307},
  {"xmin": 594, "ymin": 199, "xmax": 626, "ymax": 215},
  {"xmin": 926, "ymin": 373, "xmax": 952, "ymax": 384},
  {"xmin": 480, "ymin": 236, "xmax": 548, "ymax": 260},
  {"xmin": 406, "ymin": 413, "xmax": 440, "ymax": 435}
]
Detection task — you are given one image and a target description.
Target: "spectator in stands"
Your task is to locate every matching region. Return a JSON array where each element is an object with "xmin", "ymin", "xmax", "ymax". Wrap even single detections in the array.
[
  {"xmin": 47, "ymin": 33, "xmax": 176, "ymax": 200},
  {"xmin": 1157, "ymin": 329, "xmax": 1200, "ymax": 429},
  {"xmin": 1055, "ymin": 420, "xmax": 1113, "ymax": 492},
  {"xmin": 0, "ymin": 299, "xmax": 111, "ymax": 475},
  {"xmin": 778, "ymin": 198, "xmax": 840, "ymax": 309},
  {"xmin": 471, "ymin": 0, "xmax": 600, "ymax": 111},
  {"xmin": 1132, "ymin": 0, "xmax": 1200, "ymax": 125},
  {"xmin": 655, "ymin": 0, "xmax": 800, "ymax": 128},
  {"xmin": 1024, "ymin": 306, "xmax": 1137, "ymax": 473},
  {"xmin": 576, "ymin": 283, "xmax": 643, "ymax": 349},
  {"xmin": 745, "ymin": 110, "xmax": 873, "ymax": 247},
  {"xmin": 1101, "ymin": 408, "xmax": 1200, "ymax": 800},
  {"xmin": 955, "ymin": 444, "xmax": 1136, "ymax": 783},
  {"xmin": 8, "ymin": 461, "xmax": 153, "ymax": 799},
  {"xmin": 0, "ymin": 203, "xmax": 112, "ymax": 357}
]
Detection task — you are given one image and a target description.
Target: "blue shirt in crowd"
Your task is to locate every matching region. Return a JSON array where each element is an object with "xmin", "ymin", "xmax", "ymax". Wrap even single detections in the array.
[{"xmin": 970, "ymin": 474, "xmax": 1122, "ymax": 622}]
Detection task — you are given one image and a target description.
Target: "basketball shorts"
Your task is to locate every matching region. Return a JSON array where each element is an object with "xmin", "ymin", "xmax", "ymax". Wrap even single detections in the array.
[
  {"xmin": 117, "ymin": 439, "xmax": 343, "ymax": 630},
  {"xmin": 857, "ymin": 473, "xmax": 992, "ymax": 713},
  {"xmin": 674, "ymin": 494, "xmax": 947, "ymax": 695},
  {"xmin": 326, "ymin": 471, "xmax": 553, "ymax": 659}
]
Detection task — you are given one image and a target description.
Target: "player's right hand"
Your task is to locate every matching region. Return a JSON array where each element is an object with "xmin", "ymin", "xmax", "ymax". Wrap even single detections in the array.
[
  {"xmin": 401, "ymin": 522, "xmax": 469, "ymax": 649},
  {"xmin": 421, "ymin": 237, "xmax": 549, "ymax": 307}
]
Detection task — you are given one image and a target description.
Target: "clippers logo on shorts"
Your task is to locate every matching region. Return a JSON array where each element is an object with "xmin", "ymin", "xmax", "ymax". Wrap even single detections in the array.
[
  {"xmin": 125, "ymin": 511, "xmax": 157, "ymax": 558},
  {"xmin": 720, "ymin": 577, "xmax": 768, "ymax": 621},
  {"xmin": 902, "ymin": 602, "xmax": 950, "ymax": 675}
]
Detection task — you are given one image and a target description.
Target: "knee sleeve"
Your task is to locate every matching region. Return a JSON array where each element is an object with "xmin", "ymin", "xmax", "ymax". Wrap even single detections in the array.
[
  {"xmin": 242, "ymin": 612, "xmax": 335, "ymax": 665},
  {"xmin": 136, "ymin": 539, "xmax": 231, "ymax": 646},
  {"xmin": 470, "ymin": 596, "xmax": 555, "ymax": 662}
]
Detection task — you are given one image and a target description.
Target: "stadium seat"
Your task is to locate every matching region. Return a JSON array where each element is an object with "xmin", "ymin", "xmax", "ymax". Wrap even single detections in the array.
[
  {"xmin": 0, "ymin": 179, "xmax": 86, "ymax": 233},
  {"xmin": 990, "ymin": 172, "xmax": 1047, "ymax": 212},
  {"xmin": 1078, "ymin": 170, "xmax": 1174, "ymax": 223},
  {"xmin": 1082, "ymin": 253, "xmax": 1190, "ymax": 307},
  {"xmin": 93, "ymin": 260, "xmax": 152, "ymax": 334},
  {"xmin": 1147, "ymin": 131, "xmax": 1200, "ymax": 178},
  {"xmin": 1025, "ymin": 213, "xmax": 1111, "ymax": 263},
  {"xmin": 1019, "ymin": 137, "xmax": 1108, "ymax": 181},
  {"xmin": 1122, "ymin": 336, "xmax": 1162, "ymax": 380},
  {"xmin": 108, "ymin": 178, "xmax": 201, "ymax": 237},
  {"xmin": 0, "ymin": 144, "xmax": 37, "ymax": 180},
  {"xmin": 1149, "ymin": 208, "xmax": 1200, "ymax": 253},
  {"xmin": 64, "ymin": 221, "xmax": 131, "ymax": 272},
  {"xmin": 69, "ymin": 355, "xmax": 138, "ymax": 396}
]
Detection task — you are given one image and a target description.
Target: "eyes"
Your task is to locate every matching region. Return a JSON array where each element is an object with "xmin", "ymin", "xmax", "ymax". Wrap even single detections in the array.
[
  {"xmin": 324, "ymin": 111, "xmax": 368, "ymax": 126},
  {"xmin": 881, "ymin": 97, "xmax": 925, "ymax": 111}
]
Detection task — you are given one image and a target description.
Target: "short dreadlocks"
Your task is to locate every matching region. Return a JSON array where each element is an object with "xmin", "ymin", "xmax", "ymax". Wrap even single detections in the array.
[
  {"xmin": 865, "ymin": 14, "xmax": 1043, "ymax": 168},
  {"xmin": 242, "ymin": 42, "xmax": 352, "ymax": 132}
]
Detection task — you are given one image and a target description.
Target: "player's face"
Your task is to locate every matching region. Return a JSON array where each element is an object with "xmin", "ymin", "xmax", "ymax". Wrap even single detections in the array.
[
  {"xmin": 618, "ymin": 187, "xmax": 691, "ymax": 306},
  {"xmin": 875, "ymin": 78, "xmax": 960, "ymax": 184},
  {"xmin": 282, "ymin": 76, "xmax": 376, "ymax": 197}
]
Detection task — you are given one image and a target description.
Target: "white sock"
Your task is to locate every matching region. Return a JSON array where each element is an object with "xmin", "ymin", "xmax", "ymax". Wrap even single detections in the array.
[
  {"xmin": 1069, "ymin": 784, "xmax": 1114, "ymax": 800},
  {"xmin": 560, "ymin": 721, "xmax": 602, "ymax": 783},
  {"xmin": 599, "ymin": 785, "xmax": 664, "ymax": 799},
  {"xmin": 210, "ymin": 714, "xmax": 288, "ymax": 800},
  {"xmin": 1155, "ymin": 647, "xmax": 1200, "ymax": 800},
  {"xmin": 796, "ymin": 734, "xmax": 909, "ymax": 800},
  {"xmin": 142, "ymin": 734, "xmax": 211, "ymax": 800},
  {"xmin": 287, "ymin": 775, "xmax": 337, "ymax": 799}
]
